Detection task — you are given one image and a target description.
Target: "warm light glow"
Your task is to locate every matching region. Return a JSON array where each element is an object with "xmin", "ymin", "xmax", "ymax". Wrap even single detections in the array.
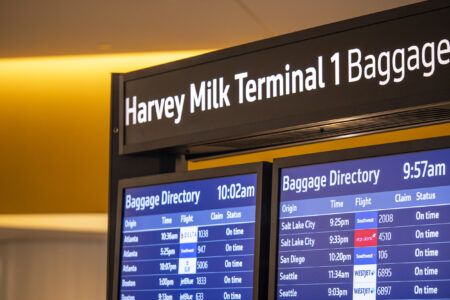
[
  {"xmin": 0, "ymin": 50, "xmax": 212, "ymax": 97},
  {"xmin": 0, "ymin": 214, "xmax": 107, "ymax": 233},
  {"xmin": 0, "ymin": 50, "xmax": 212, "ymax": 215}
]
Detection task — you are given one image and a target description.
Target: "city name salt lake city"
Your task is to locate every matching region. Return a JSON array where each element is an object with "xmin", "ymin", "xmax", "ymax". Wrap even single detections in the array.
[{"xmin": 124, "ymin": 38, "xmax": 449, "ymax": 126}]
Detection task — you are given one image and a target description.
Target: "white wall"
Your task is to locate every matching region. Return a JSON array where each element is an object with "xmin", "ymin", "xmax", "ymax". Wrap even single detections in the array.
[{"xmin": 0, "ymin": 237, "xmax": 106, "ymax": 300}]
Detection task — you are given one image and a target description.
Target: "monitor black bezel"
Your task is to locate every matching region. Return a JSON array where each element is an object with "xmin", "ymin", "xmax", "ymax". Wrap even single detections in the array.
[
  {"xmin": 112, "ymin": 162, "xmax": 272, "ymax": 300},
  {"xmin": 268, "ymin": 135, "xmax": 450, "ymax": 300}
]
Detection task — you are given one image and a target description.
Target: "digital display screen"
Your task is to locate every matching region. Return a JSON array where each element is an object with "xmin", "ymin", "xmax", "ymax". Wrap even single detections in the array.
[
  {"xmin": 119, "ymin": 173, "xmax": 259, "ymax": 300},
  {"xmin": 276, "ymin": 148, "xmax": 450, "ymax": 299}
]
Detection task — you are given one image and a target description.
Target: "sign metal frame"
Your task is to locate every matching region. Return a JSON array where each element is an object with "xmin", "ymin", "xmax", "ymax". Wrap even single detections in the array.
[{"xmin": 117, "ymin": 1, "xmax": 450, "ymax": 155}]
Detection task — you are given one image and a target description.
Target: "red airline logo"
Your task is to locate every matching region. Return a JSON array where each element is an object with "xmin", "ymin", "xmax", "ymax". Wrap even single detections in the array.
[{"xmin": 354, "ymin": 229, "xmax": 378, "ymax": 247}]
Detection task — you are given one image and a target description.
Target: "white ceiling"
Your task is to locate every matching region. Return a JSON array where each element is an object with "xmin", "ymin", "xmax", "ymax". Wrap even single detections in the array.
[{"xmin": 0, "ymin": 0, "xmax": 423, "ymax": 58}]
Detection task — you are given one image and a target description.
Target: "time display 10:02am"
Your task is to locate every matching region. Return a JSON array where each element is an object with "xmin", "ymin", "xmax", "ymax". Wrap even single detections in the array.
[{"xmin": 217, "ymin": 183, "xmax": 256, "ymax": 200}]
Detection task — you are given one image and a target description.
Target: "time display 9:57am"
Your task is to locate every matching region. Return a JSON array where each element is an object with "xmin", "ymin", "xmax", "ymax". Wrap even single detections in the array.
[
  {"xmin": 217, "ymin": 183, "xmax": 255, "ymax": 200},
  {"xmin": 403, "ymin": 160, "xmax": 446, "ymax": 180}
]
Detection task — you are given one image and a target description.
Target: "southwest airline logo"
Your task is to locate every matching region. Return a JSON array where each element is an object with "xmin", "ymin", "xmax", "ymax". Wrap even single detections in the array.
[{"xmin": 354, "ymin": 247, "xmax": 377, "ymax": 265}]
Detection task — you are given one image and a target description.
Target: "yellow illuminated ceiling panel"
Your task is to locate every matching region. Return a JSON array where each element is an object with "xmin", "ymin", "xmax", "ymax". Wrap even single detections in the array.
[{"xmin": 0, "ymin": 50, "xmax": 211, "ymax": 215}]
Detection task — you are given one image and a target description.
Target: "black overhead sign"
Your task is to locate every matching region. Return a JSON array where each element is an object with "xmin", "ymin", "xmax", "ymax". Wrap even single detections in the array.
[{"xmin": 118, "ymin": 2, "xmax": 450, "ymax": 154}]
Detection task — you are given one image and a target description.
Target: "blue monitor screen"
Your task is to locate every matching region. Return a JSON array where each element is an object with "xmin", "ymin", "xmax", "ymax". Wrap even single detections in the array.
[
  {"xmin": 119, "ymin": 173, "xmax": 258, "ymax": 300},
  {"xmin": 276, "ymin": 148, "xmax": 450, "ymax": 299}
]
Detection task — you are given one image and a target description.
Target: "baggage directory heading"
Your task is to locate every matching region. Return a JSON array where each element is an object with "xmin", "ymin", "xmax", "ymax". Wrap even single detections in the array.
[
  {"xmin": 119, "ymin": 173, "xmax": 258, "ymax": 300},
  {"xmin": 276, "ymin": 148, "xmax": 450, "ymax": 299}
]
